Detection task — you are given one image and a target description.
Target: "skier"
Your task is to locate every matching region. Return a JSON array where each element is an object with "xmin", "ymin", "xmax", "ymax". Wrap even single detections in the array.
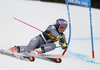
[{"xmin": 9, "ymin": 19, "xmax": 68, "ymax": 54}]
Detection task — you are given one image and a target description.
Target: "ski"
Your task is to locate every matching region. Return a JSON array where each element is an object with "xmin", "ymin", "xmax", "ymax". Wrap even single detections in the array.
[
  {"xmin": 37, "ymin": 56, "xmax": 62, "ymax": 63},
  {"xmin": 0, "ymin": 49, "xmax": 61, "ymax": 63},
  {"xmin": 0, "ymin": 49, "xmax": 35, "ymax": 62},
  {"xmin": 24, "ymin": 53, "xmax": 62, "ymax": 63}
]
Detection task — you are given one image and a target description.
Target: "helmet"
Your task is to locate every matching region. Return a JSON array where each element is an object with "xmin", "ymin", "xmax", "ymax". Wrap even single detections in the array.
[{"xmin": 55, "ymin": 19, "xmax": 68, "ymax": 29}]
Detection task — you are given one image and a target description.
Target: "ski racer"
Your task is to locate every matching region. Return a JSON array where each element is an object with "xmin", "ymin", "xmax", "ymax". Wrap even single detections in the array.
[{"xmin": 9, "ymin": 19, "xmax": 68, "ymax": 54}]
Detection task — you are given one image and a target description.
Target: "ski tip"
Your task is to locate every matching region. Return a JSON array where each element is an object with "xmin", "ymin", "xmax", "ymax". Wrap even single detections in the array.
[
  {"xmin": 55, "ymin": 58, "xmax": 62, "ymax": 63},
  {"xmin": 29, "ymin": 56, "xmax": 35, "ymax": 62}
]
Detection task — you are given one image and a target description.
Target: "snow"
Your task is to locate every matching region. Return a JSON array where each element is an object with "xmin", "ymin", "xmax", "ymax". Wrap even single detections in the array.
[{"xmin": 0, "ymin": 0, "xmax": 100, "ymax": 70}]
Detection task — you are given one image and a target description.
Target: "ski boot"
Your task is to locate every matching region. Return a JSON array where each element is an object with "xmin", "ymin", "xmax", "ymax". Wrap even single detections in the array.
[
  {"xmin": 31, "ymin": 46, "xmax": 45, "ymax": 54},
  {"xmin": 9, "ymin": 46, "xmax": 20, "ymax": 53}
]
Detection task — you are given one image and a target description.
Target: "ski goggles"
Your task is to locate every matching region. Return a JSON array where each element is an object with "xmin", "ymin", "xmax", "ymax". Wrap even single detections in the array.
[{"xmin": 59, "ymin": 25, "xmax": 67, "ymax": 30}]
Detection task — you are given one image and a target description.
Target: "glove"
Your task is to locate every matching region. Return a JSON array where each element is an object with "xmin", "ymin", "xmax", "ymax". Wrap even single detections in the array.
[
  {"xmin": 61, "ymin": 42, "xmax": 68, "ymax": 49},
  {"xmin": 59, "ymin": 37, "xmax": 65, "ymax": 45},
  {"xmin": 57, "ymin": 36, "xmax": 61, "ymax": 40},
  {"xmin": 57, "ymin": 37, "xmax": 68, "ymax": 49}
]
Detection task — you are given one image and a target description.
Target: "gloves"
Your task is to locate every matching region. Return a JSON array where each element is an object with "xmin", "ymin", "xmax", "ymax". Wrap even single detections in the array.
[{"xmin": 57, "ymin": 36, "xmax": 68, "ymax": 49}]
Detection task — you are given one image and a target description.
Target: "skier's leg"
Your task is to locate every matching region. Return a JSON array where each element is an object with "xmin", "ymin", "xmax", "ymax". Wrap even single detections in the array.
[
  {"xmin": 33, "ymin": 43, "xmax": 56, "ymax": 54},
  {"xmin": 19, "ymin": 35, "xmax": 44, "ymax": 52},
  {"xmin": 10, "ymin": 35, "xmax": 44, "ymax": 53}
]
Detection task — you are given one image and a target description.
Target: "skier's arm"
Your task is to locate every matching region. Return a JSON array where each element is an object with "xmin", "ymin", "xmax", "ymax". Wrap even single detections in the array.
[{"xmin": 47, "ymin": 25, "xmax": 59, "ymax": 37}]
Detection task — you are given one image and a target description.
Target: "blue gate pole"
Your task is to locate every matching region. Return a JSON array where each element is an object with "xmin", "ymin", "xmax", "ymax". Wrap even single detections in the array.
[
  {"xmin": 62, "ymin": 0, "xmax": 71, "ymax": 56},
  {"xmin": 65, "ymin": 0, "xmax": 71, "ymax": 46},
  {"xmin": 89, "ymin": 0, "xmax": 95, "ymax": 58}
]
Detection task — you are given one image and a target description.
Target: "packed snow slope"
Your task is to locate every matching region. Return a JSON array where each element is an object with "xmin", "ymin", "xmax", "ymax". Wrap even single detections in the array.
[{"xmin": 0, "ymin": 0, "xmax": 100, "ymax": 70}]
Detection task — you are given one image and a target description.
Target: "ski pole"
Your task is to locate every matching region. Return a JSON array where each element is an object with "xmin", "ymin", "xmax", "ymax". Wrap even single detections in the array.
[
  {"xmin": 62, "ymin": 49, "xmax": 67, "ymax": 56},
  {"xmin": 56, "ymin": 46, "xmax": 61, "ymax": 48},
  {"xmin": 13, "ymin": 17, "xmax": 43, "ymax": 32}
]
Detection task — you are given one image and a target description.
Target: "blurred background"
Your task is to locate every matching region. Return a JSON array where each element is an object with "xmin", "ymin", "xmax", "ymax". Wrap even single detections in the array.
[{"xmin": 34, "ymin": 0, "xmax": 100, "ymax": 9}]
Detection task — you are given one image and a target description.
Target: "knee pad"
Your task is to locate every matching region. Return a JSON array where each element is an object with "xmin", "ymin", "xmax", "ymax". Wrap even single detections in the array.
[
  {"xmin": 41, "ymin": 43, "xmax": 56, "ymax": 53},
  {"xmin": 41, "ymin": 46, "xmax": 45, "ymax": 53}
]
